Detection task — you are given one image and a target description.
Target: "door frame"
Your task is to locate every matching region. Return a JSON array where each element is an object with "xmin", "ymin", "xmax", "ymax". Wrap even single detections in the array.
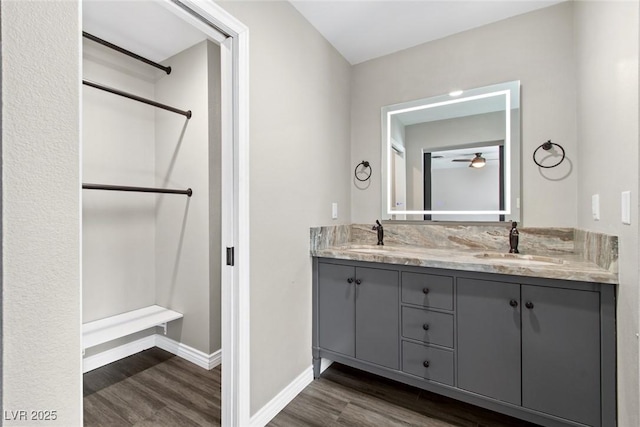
[{"xmin": 162, "ymin": 1, "xmax": 250, "ymax": 425}]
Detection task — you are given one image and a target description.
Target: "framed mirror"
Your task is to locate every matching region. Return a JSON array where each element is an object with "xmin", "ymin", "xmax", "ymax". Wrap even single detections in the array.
[{"xmin": 381, "ymin": 80, "xmax": 521, "ymax": 221}]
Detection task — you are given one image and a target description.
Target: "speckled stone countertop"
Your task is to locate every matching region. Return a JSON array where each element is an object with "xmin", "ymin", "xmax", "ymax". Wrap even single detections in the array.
[{"xmin": 310, "ymin": 224, "xmax": 618, "ymax": 285}]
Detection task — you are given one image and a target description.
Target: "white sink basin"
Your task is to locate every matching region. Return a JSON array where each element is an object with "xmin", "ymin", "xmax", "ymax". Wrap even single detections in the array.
[{"xmin": 349, "ymin": 246, "xmax": 395, "ymax": 254}]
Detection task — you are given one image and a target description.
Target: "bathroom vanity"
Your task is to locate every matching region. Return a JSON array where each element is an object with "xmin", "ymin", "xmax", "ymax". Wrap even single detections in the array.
[{"xmin": 311, "ymin": 225, "xmax": 618, "ymax": 427}]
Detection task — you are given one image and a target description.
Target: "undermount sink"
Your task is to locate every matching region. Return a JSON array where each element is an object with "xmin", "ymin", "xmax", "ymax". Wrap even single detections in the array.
[
  {"xmin": 349, "ymin": 246, "xmax": 395, "ymax": 254},
  {"xmin": 474, "ymin": 252, "xmax": 566, "ymax": 265}
]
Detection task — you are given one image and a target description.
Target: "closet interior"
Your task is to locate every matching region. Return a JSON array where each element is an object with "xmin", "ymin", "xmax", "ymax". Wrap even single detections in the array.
[{"xmin": 81, "ymin": 1, "xmax": 222, "ymax": 373}]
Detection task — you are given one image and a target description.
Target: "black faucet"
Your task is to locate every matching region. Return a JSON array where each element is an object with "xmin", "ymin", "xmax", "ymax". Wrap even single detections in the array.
[
  {"xmin": 509, "ymin": 221, "xmax": 519, "ymax": 253},
  {"xmin": 372, "ymin": 220, "xmax": 384, "ymax": 246}
]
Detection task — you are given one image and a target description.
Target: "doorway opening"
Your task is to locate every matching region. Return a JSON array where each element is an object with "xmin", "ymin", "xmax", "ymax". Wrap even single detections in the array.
[{"xmin": 79, "ymin": 1, "xmax": 249, "ymax": 425}]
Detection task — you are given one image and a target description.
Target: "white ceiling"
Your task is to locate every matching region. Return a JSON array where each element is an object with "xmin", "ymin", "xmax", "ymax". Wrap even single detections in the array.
[
  {"xmin": 289, "ymin": 0, "xmax": 566, "ymax": 64},
  {"xmin": 83, "ymin": 1, "xmax": 565, "ymax": 67},
  {"xmin": 83, "ymin": 1, "xmax": 208, "ymax": 62}
]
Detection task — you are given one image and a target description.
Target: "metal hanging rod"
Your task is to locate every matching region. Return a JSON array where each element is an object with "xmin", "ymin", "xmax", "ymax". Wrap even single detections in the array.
[
  {"xmin": 83, "ymin": 31, "xmax": 172, "ymax": 75},
  {"xmin": 83, "ymin": 183, "xmax": 193, "ymax": 197},
  {"xmin": 83, "ymin": 80, "xmax": 192, "ymax": 119}
]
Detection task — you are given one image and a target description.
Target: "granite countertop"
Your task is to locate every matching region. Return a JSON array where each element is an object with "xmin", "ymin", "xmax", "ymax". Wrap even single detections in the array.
[{"xmin": 312, "ymin": 244, "xmax": 618, "ymax": 284}]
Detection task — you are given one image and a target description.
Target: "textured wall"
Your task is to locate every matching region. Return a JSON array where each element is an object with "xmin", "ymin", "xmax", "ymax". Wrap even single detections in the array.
[
  {"xmin": 574, "ymin": 1, "xmax": 640, "ymax": 425},
  {"xmin": 1, "ymin": 1, "xmax": 82, "ymax": 424},
  {"xmin": 217, "ymin": 0, "xmax": 353, "ymax": 416},
  {"xmin": 351, "ymin": 2, "xmax": 577, "ymax": 227}
]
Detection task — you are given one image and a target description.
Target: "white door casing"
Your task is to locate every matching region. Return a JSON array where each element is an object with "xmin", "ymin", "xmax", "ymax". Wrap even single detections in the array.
[{"xmin": 153, "ymin": 2, "xmax": 250, "ymax": 425}]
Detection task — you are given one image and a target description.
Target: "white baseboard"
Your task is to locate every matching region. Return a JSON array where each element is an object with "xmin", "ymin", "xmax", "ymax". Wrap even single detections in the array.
[
  {"xmin": 83, "ymin": 335, "xmax": 155, "ymax": 373},
  {"xmin": 155, "ymin": 334, "xmax": 222, "ymax": 370},
  {"xmin": 82, "ymin": 334, "xmax": 221, "ymax": 373},
  {"xmin": 249, "ymin": 366, "xmax": 314, "ymax": 427}
]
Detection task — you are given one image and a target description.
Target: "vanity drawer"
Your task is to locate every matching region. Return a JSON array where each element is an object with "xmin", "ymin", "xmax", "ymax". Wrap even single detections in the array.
[
  {"xmin": 402, "ymin": 307, "xmax": 454, "ymax": 348},
  {"xmin": 401, "ymin": 272, "xmax": 453, "ymax": 310},
  {"xmin": 402, "ymin": 341, "xmax": 454, "ymax": 386}
]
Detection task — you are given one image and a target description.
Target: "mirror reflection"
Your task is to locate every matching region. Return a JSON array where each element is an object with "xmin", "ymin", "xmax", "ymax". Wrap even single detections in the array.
[{"xmin": 382, "ymin": 80, "xmax": 521, "ymax": 221}]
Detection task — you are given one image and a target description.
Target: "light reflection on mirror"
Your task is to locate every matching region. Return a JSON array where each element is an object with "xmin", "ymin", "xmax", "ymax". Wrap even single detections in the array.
[{"xmin": 381, "ymin": 81, "xmax": 521, "ymax": 222}]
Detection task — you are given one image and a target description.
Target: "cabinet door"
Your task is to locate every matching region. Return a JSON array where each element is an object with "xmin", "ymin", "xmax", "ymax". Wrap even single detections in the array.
[
  {"xmin": 457, "ymin": 278, "xmax": 521, "ymax": 405},
  {"xmin": 355, "ymin": 267, "xmax": 399, "ymax": 369},
  {"xmin": 521, "ymin": 286, "xmax": 600, "ymax": 426},
  {"xmin": 318, "ymin": 263, "xmax": 356, "ymax": 357}
]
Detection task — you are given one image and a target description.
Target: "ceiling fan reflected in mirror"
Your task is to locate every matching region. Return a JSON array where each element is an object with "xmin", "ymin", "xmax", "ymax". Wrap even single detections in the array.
[{"xmin": 451, "ymin": 152, "xmax": 497, "ymax": 168}]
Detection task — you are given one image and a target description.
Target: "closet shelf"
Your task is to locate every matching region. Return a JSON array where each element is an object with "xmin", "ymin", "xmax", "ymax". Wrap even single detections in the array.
[
  {"xmin": 83, "ymin": 79, "xmax": 192, "ymax": 119},
  {"xmin": 82, "ymin": 305, "xmax": 183, "ymax": 350}
]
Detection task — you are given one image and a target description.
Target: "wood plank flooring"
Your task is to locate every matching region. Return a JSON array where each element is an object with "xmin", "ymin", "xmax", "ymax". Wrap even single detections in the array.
[
  {"xmin": 270, "ymin": 363, "xmax": 537, "ymax": 427},
  {"xmin": 84, "ymin": 348, "xmax": 537, "ymax": 426},
  {"xmin": 83, "ymin": 348, "xmax": 221, "ymax": 426}
]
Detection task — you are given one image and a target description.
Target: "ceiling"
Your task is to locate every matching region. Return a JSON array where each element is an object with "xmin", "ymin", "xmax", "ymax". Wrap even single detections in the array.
[
  {"xmin": 289, "ymin": 0, "xmax": 566, "ymax": 64},
  {"xmin": 83, "ymin": 1, "xmax": 209, "ymax": 62},
  {"xmin": 83, "ymin": 1, "xmax": 565, "ymax": 67}
]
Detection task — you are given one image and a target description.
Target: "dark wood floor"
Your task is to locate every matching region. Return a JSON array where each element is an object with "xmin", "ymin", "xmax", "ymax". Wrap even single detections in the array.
[
  {"xmin": 83, "ymin": 348, "xmax": 221, "ymax": 426},
  {"xmin": 84, "ymin": 348, "xmax": 536, "ymax": 426},
  {"xmin": 270, "ymin": 363, "xmax": 537, "ymax": 427}
]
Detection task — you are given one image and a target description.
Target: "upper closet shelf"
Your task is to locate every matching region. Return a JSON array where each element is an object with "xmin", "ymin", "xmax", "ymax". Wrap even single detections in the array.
[
  {"xmin": 83, "ymin": 80, "xmax": 192, "ymax": 119},
  {"xmin": 83, "ymin": 31, "xmax": 172, "ymax": 75},
  {"xmin": 82, "ymin": 305, "xmax": 183, "ymax": 350}
]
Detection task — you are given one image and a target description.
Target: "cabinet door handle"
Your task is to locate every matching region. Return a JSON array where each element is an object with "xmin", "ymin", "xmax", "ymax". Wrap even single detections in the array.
[
  {"xmin": 509, "ymin": 299, "xmax": 518, "ymax": 307},
  {"xmin": 347, "ymin": 278, "xmax": 354, "ymax": 284},
  {"xmin": 423, "ymin": 360, "xmax": 430, "ymax": 368},
  {"xmin": 525, "ymin": 301, "xmax": 534, "ymax": 309},
  {"xmin": 355, "ymin": 279, "xmax": 362, "ymax": 285},
  {"xmin": 422, "ymin": 287, "xmax": 430, "ymax": 294},
  {"xmin": 422, "ymin": 323, "xmax": 430, "ymax": 331}
]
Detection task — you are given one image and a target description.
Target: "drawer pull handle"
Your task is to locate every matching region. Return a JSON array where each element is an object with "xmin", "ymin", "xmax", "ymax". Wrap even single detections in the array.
[
  {"xmin": 355, "ymin": 279, "xmax": 362, "ymax": 285},
  {"xmin": 423, "ymin": 360, "xmax": 430, "ymax": 368},
  {"xmin": 525, "ymin": 301, "xmax": 534, "ymax": 309},
  {"xmin": 422, "ymin": 288, "xmax": 430, "ymax": 294},
  {"xmin": 347, "ymin": 278, "xmax": 354, "ymax": 284},
  {"xmin": 422, "ymin": 323, "xmax": 430, "ymax": 331},
  {"xmin": 509, "ymin": 299, "xmax": 518, "ymax": 307}
]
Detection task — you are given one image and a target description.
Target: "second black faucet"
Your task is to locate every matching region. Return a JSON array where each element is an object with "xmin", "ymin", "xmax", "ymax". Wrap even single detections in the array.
[{"xmin": 372, "ymin": 220, "xmax": 384, "ymax": 245}]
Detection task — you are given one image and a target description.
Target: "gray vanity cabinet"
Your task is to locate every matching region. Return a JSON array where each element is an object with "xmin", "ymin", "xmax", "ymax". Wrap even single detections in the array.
[
  {"xmin": 457, "ymin": 278, "xmax": 522, "ymax": 405},
  {"xmin": 521, "ymin": 285, "xmax": 601, "ymax": 426},
  {"xmin": 457, "ymin": 278, "xmax": 602, "ymax": 427},
  {"xmin": 317, "ymin": 262, "xmax": 399, "ymax": 369},
  {"xmin": 317, "ymin": 263, "xmax": 356, "ymax": 357},
  {"xmin": 313, "ymin": 258, "xmax": 616, "ymax": 427}
]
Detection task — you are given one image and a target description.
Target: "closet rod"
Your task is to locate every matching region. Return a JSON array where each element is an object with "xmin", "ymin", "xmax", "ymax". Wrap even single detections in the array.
[
  {"xmin": 83, "ymin": 80, "xmax": 192, "ymax": 119},
  {"xmin": 83, "ymin": 31, "xmax": 172, "ymax": 75},
  {"xmin": 83, "ymin": 183, "xmax": 193, "ymax": 197}
]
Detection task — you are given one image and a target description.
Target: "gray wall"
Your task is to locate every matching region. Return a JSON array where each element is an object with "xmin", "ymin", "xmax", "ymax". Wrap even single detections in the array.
[
  {"xmin": 208, "ymin": 41, "xmax": 223, "ymax": 354},
  {"xmin": 217, "ymin": 1, "xmax": 353, "ymax": 416},
  {"xmin": 574, "ymin": 2, "xmax": 639, "ymax": 425},
  {"xmin": 82, "ymin": 39, "xmax": 157, "ymax": 323},
  {"xmin": 351, "ymin": 2, "xmax": 577, "ymax": 227},
  {"xmin": 82, "ymin": 39, "xmax": 220, "ymax": 357},
  {"xmin": 431, "ymin": 164, "xmax": 500, "ymax": 222},
  {"xmin": 1, "ymin": 1, "xmax": 82, "ymax": 424},
  {"xmin": 155, "ymin": 40, "xmax": 220, "ymax": 354}
]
